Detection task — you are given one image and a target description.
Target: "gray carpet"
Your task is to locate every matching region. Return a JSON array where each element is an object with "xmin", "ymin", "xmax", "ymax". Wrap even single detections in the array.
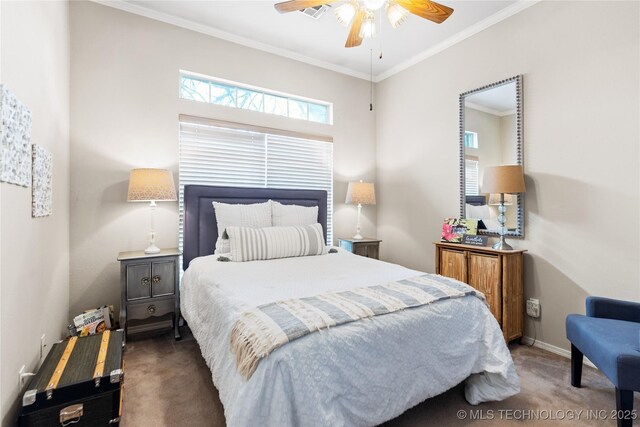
[{"xmin": 121, "ymin": 329, "xmax": 637, "ymax": 426}]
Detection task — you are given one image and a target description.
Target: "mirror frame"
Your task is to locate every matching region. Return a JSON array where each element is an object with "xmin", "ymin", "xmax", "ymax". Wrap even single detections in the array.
[{"xmin": 459, "ymin": 74, "xmax": 524, "ymax": 238}]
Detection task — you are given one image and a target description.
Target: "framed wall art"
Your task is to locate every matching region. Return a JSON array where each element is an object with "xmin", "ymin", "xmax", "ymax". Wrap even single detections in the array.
[
  {"xmin": 32, "ymin": 144, "xmax": 52, "ymax": 217},
  {"xmin": 0, "ymin": 85, "xmax": 32, "ymax": 187}
]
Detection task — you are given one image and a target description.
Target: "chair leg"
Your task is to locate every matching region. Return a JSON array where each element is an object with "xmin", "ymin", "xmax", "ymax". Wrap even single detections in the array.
[
  {"xmin": 570, "ymin": 344, "xmax": 583, "ymax": 388},
  {"xmin": 616, "ymin": 388, "xmax": 634, "ymax": 427}
]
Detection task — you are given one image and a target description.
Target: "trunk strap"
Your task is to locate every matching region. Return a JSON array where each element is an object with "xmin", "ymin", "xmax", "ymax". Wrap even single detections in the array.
[
  {"xmin": 93, "ymin": 330, "xmax": 111, "ymax": 386},
  {"xmin": 46, "ymin": 336, "xmax": 78, "ymax": 399}
]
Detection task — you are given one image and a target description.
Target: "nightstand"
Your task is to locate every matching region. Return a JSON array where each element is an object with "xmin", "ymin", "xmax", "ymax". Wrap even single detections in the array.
[
  {"xmin": 117, "ymin": 248, "xmax": 181, "ymax": 341},
  {"xmin": 338, "ymin": 238, "xmax": 381, "ymax": 260}
]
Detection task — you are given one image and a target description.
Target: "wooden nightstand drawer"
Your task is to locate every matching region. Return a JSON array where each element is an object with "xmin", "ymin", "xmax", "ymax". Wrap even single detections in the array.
[{"xmin": 128, "ymin": 299, "xmax": 174, "ymax": 321}]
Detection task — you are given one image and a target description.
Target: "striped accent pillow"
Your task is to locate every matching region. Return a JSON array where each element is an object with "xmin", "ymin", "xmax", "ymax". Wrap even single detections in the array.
[{"xmin": 225, "ymin": 223, "xmax": 327, "ymax": 262}]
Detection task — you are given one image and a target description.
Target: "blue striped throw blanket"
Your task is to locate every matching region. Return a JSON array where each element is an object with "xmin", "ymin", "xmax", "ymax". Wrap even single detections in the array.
[{"xmin": 230, "ymin": 274, "xmax": 486, "ymax": 379}]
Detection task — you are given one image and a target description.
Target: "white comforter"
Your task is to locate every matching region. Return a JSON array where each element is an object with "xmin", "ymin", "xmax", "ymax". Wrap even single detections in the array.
[{"xmin": 181, "ymin": 249, "xmax": 520, "ymax": 427}]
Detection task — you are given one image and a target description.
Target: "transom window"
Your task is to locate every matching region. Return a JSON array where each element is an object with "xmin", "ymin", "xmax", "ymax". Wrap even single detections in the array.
[
  {"xmin": 464, "ymin": 131, "xmax": 478, "ymax": 149},
  {"xmin": 180, "ymin": 71, "xmax": 333, "ymax": 125}
]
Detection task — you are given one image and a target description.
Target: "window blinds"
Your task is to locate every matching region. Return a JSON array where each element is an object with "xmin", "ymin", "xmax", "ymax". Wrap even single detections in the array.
[
  {"xmin": 179, "ymin": 120, "xmax": 334, "ymax": 254},
  {"xmin": 464, "ymin": 157, "xmax": 479, "ymax": 196}
]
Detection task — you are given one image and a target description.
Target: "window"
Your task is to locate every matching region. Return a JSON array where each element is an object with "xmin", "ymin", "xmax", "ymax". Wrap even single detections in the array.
[
  {"xmin": 178, "ymin": 117, "xmax": 334, "ymax": 253},
  {"xmin": 464, "ymin": 131, "xmax": 478, "ymax": 149},
  {"xmin": 465, "ymin": 156, "xmax": 479, "ymax": 196},
  {"xmin": 180, "ymin": 71, "xmax": 333, "ymax": 125}
]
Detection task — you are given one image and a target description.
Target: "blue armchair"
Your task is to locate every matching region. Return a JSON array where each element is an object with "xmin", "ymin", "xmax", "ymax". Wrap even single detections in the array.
[{"xmin": 566, "ymin": 297, "xmax": 640, "ymax": 427}]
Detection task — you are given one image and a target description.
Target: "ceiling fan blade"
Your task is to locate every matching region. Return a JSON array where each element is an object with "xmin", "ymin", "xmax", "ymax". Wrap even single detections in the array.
[
  {"xmin": 274, "ymin": 0, "xmax": 337, "ymax": 13},
  {"xmin": 394, "ymin": 0, "xmax": 453, "ymax": 24},
  {"xmin": 345, "ymin": 9, "xmax": 365, "ymax": 48}
]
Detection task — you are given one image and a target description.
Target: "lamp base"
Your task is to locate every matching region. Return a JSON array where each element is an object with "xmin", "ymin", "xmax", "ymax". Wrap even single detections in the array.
[
  {"xmin": 352, "ymin": 233, "xmax": 363, "ymax": 240},
  {"xmin": 144, "ymin": 243, "xmax": 161, "ymax": 254},
  {"xmin": 492, "ymin": 240, "xmax": 513, "ymax": 251}
]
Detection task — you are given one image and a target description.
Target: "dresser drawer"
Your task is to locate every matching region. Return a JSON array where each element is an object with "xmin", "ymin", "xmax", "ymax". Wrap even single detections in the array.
[{"xmin": 128, "ymin": 299, "xmax": 175, "ymax": 321}]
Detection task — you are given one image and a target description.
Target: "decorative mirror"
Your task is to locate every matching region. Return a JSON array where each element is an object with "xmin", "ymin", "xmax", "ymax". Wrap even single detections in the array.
[{"xmin": 459, "ymin": 75, "xmax": 523, "ymax": 237}]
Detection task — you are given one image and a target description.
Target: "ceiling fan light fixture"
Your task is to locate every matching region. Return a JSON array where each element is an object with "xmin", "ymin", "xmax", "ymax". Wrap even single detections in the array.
[
  {"xmin": 386, "ymin": 3, "xmax": 408, "ymax": 28},
  {"xmin": 363, "ymin": 0, "xmax": 386, "ymax": 11},
  {"xmin": 359, "ymin": 15, "xmax": 376, "ymax": 38},
  {"xmin": 334, "ymin": 2, "xmax": 357, "ymax": 26}
]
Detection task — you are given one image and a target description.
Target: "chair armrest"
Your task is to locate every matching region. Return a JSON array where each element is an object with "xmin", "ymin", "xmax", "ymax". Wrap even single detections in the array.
[{"xmin": 586, "ymin": 296, "xmax": 640, "ymax": 323}]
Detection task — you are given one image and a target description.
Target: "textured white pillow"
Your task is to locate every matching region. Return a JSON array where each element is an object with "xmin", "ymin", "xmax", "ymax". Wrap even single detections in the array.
[
  {"xmin": 272, "ymin": 201, "xmax": 318, "ymax": 227},
  {"xmin": 226, "ymin": 223, "xmax": 327, "ymax": 262},
  {"xmin": 212, "ymin": 201, "xmax": 272, "ymax": 254}
]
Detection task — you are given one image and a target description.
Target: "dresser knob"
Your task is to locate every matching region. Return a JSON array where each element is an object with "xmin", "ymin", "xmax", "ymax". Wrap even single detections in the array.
[
  {"xmin": 141, "ymin": 277, "xmax": 150, "ymax": 286},
  {"xmin": 147, "ymin": 305, "xmax": 156, "ymax": 314},
  {"xmin": 152, "ymin": 275, "xmax": 161, "ymax": 284}
]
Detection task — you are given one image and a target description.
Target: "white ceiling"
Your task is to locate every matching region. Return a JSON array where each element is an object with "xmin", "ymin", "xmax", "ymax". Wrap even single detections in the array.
[
  {"xmin": 102, "ymin": 0, "xmax": 537, "ymax": 81},
  {"xmin": 465, "ymin": 81, "xmax": 517, "ymax": 114}
]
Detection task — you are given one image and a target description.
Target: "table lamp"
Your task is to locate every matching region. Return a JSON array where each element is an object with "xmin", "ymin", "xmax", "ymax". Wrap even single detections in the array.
[
  {"xmin": 127, "ymin": 168, "xmax": 177, "ymax": 254},
  {"xmin": 482, "ymin": 165, "xmax": 525, "ymax": 250},
  {"xmin": 345, "ymin": 180, "xmax": 376, "ymax": 240}
]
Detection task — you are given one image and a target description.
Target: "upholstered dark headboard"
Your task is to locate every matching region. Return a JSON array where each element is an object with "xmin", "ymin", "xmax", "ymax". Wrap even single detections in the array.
[
  {"xmin": 182, "ymin": 185, "xmax": 328, "ymax": 270},
  {"xmin": 465, "ymin": 195, "xmax": 487, "ymax": 206}
]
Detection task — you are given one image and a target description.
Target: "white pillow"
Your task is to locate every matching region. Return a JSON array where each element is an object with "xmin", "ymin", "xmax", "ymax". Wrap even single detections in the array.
[
  {"xmin": 212, "ymin": 201, "xmax": 272, "ymax": 254},
  {"xmin": 225, "ymin": 223, "xmax": 327, "ymax": 262},
  {"xmin": 272, "ymin": 201, "xmax": 318, "ymax": 227}
]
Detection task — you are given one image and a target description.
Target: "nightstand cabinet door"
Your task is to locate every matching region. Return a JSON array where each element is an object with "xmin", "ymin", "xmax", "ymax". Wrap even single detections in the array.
[
  {"xmin": 440, "ymin": 249, "xmax": 467, "ymax": 283},
  {"xmin": 468, "ymin": 253, "xmax": 502, "ymax": 324},
  {"xmin": 151, "ymin": 260, "xmax": 175, "ymax": 297},
  {"xmin": 126, "ymin": 263, "xmax": 152, "ymax": 301}
]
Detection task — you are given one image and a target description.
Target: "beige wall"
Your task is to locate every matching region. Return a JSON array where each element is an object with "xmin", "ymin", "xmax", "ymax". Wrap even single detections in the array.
[
  {"xmin": 376, "ymin": 1, "xmax": 640, "ymax": 350},
  {"xmin": 0, "ymin": 1, "xmax": 70, "ymax": 425},
  {"xmin": 69, "ymin": 2, "xmax": 376, "ymax": 317}
]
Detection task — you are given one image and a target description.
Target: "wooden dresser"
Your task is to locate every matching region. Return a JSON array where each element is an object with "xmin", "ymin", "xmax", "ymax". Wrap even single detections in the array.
[{"xmin": 434, "ymin": 242, "xmax": 526, "ymax": 342}]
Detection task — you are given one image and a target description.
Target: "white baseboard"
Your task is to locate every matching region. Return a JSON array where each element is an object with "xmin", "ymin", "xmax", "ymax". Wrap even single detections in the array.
[{"xmin": 521, "ymin": 336, "xmax": 596, "ymax": 368}]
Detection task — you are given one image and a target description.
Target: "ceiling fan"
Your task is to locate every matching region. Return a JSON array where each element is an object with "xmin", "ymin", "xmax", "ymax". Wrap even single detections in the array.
[{"xmin": 274, "ymin": 0, "xmax": 454, "ymax": 48}]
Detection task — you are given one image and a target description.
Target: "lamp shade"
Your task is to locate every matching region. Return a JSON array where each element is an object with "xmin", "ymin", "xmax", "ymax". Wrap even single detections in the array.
[
  {"xmin": 127, "ymin": 168, "xmax": 177, "ymax": 202},
  {"xmin": 482, "ymin": 165, "xmax": 526, "ymax": 195},
  {"xmin": 345, "ymin": 181, "xmax": 376, "ymax": 205}
]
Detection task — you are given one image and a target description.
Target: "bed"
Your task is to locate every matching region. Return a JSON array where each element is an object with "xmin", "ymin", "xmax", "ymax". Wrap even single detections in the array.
[{"xmin": 180, "ymin": 185, "xmax": 520, "ymax": 427}]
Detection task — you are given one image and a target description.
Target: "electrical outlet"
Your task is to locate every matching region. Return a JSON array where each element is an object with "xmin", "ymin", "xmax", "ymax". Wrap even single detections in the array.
[
  {"xmin": 40, "ymin": 334, "xmax": 47, "ymax": 359},
  {"xmin": 526, "ymin": 298, "xmax": 540, "ymax": 318}
]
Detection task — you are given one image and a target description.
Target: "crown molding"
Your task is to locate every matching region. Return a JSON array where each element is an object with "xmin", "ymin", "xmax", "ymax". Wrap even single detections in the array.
[
  {"xmin": 374, "ymin": 0, "xmax": 541, "ymax": 82},
  {"xmin": 91, "ymin": 0, "xmax": 540, "ymax": 83},
  {"xmin": 90, "ymin": 0, "xmax": 372, "ymax": 81},
  {"xmin": 466, "ymin": 102, "xmax": 516, "ymax": 117}
]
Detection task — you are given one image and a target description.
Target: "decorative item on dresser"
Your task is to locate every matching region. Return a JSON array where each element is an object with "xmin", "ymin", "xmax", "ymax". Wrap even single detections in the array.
[
  {"xmin": 118, "ymin": 248, "xmax": 181, "ymax": 342},
  {"xmin": 127, "ymin": 168, "xmax": 177, "ymax": 254},
  {"xmin": 434, "ymin": 241, "xmax": 526, "ymax": 342},
  {"xmin": 338, "ymin": 237, "xmax": 381, "ymax": 260},
  {"xmin": 18, "ymin": 330, "xmax": 124, "ymax": 427},
  {"xmin": 482, "ymin": 165, "xmax": 526, "ymax": 250},
  {"xmin": 345, "ymin": 180, "xmax": 376, "ymax": 239}
]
